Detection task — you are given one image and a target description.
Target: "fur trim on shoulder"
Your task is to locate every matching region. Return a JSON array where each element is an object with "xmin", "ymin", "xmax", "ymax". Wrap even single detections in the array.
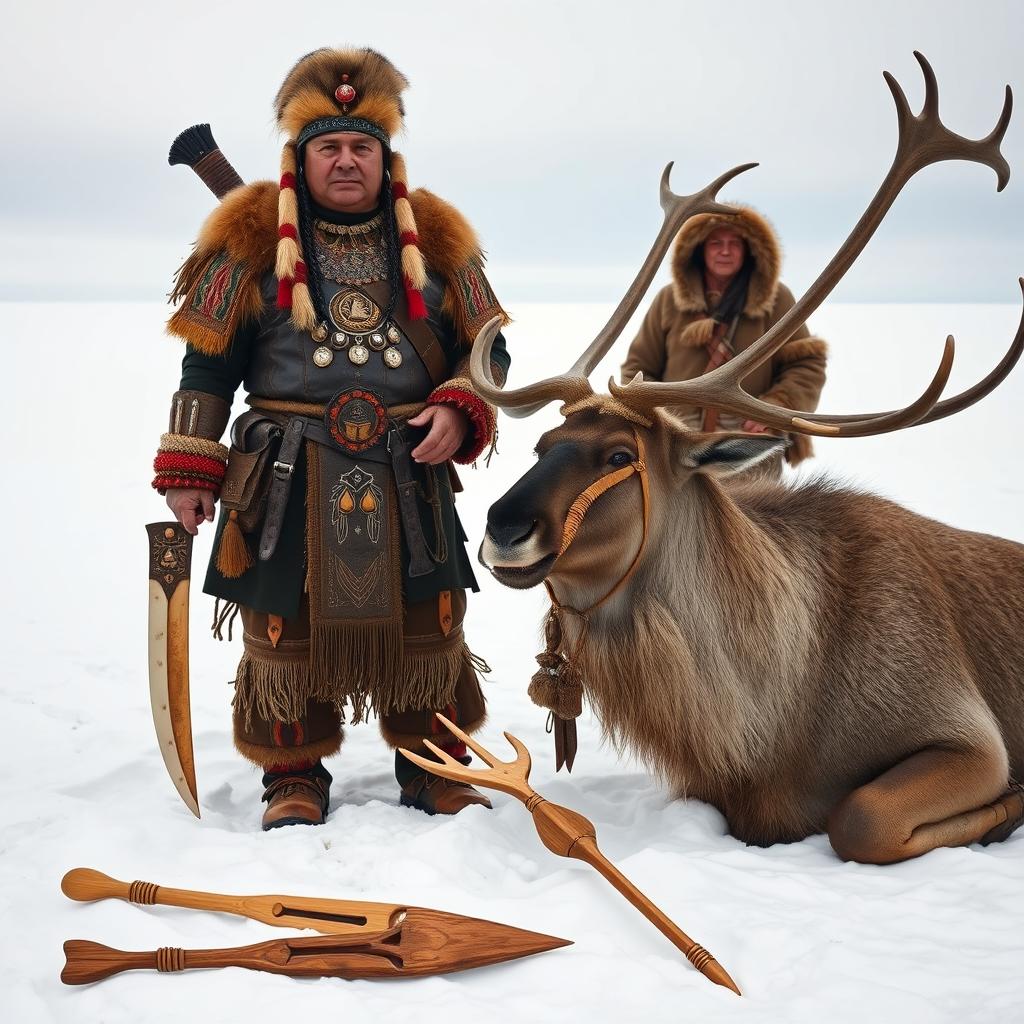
[
  {"xmin": 775, "ymin": 336, "xmax": 828, "ymax": 367},
  {"xmin": 758, "ymin": 384, "xmax": 800, "ymax": 410},
  {"xmin": 677, "ymin": 315, "xmax": 717, "ymax": 348},
  {"xmin": 671, "ymin": 205, "xmax": 782, "ymax": 318},
  {"xmin": 168, "ymin": 181, "xmax": 510, "ymax": 353},
  {"xmin": 167, "ymin": 181, "xmax": 279, "ymax": 355},
  {"xmin": 196, "ymin": 180, "xmax": 279, "ymax": 266},
  {"xmin": 409, "ymin": 189, "xmax": 480, "ymax": 276},
  {"xmin": 410, "ymin": 189, "xmax": 511, "ymax": 345}
]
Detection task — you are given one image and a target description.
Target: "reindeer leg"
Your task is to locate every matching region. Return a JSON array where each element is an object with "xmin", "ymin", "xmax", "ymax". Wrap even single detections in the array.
[
  {"xmin": 979, "ymin": 781, "xmax": 1024, "ymax": 845},
  {"xmin": 827, "ymin": 745, "xmax": 1021, "ymax": 864}
]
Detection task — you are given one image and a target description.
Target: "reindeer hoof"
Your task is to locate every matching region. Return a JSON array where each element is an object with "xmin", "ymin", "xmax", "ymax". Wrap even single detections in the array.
[{"xmin": 979, "ymin": 782, "xmax": 1024, "ymax": 846}]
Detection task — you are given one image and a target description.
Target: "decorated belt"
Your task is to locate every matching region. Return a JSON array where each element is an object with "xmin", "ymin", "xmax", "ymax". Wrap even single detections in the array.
[
  {"xmin": 247, "ymin": 396, "xmax": 427, "ymax": 421},
  {"xmin": 253, "ymin": 390, "xmax": 435, "ymax": 577}
]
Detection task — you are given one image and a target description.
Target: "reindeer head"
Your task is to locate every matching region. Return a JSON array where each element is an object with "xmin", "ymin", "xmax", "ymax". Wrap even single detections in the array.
[
  {"xmin": 481, "ymin": 399, "xmax": 785, "ymax": 597},
  {"xmin": 473, "ymin": 53, "xmax": 1022, "ymax": 601}
]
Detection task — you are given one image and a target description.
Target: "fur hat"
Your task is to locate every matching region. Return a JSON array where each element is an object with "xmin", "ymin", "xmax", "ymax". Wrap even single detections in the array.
[{"xmin": 273, "ymin": 48, "xmax": 427, "ymax": 329}]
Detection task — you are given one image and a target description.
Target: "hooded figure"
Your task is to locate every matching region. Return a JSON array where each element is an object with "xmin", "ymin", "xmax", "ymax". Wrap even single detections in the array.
[{"xmin": 620, "ymin": 206, "xmax": 827, "ymax": 466}]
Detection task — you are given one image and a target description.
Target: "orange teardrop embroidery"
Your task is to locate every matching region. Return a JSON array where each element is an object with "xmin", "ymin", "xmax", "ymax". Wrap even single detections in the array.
[
  {"xmin": 338, "ymin": 488, "xmax": 355, "ymax": 514},
  {"xmin": 360, "ymin": 489, "xmax": 378, "ymax": 513}
]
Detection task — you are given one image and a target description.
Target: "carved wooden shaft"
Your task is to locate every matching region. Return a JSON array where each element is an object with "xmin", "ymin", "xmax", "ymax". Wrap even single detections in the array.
[
  {"xmin": 404, "ymin": 722, "xmax": 740, "ymax": 993},
  {"xmin": 60, "ymin": 865, "xmax": 573, "ymax": 985},
  {"xmin": 62, "ymin": 939, "xmax": 267, "ymax": 984},
  {"xmin": 525, "ymin": 796, "xmax": 741, "ymax": 996},
  {"xmin": 61, "ymin": 940, "xmax": 166, "ymax": 985},
  {"xmin": 63, "ymin": 868, "xmax": 231, "ymax": 915},
  {"xmin": 61, "ymin": 867, "xmax": 400, "ymax": 934}
]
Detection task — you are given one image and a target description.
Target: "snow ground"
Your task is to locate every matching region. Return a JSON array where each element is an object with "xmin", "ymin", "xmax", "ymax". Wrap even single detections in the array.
[{"xmin": 2, "ymin": 300, "xmax": 1022, "ymax": 1023}]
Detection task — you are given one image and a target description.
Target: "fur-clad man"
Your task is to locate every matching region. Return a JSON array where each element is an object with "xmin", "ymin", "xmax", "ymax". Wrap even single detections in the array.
[
  {"xmin": 620, "ymin": 206, "xmax": 827, "ymax": 466},
  {"xmin": 152, "ymin": 48, "xmax": 510, "ymax": 829}
]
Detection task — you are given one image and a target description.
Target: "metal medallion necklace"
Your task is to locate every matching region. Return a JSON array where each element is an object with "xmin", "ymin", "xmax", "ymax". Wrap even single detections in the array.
[{"xmin": 308, "ymin": 214, "xmax": 404, "ymax": 369}]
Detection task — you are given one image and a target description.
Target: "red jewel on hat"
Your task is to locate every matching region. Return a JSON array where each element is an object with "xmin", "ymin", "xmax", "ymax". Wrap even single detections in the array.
[{"xmin": 335, "ymin": 77, "xmax": 356, "ymax": 104}]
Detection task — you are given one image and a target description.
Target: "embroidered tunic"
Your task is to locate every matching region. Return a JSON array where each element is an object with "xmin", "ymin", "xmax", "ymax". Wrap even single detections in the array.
[{"xmin": 175, "ymin": 202, "xmax": 510, "ymax": 618}]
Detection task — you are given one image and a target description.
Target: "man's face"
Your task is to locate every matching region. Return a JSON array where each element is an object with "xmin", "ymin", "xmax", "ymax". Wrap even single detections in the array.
[
  {"xmin": 703, "ymin": 226, "xmax": 746, "ymax": 281},
  {"xmin": 303, "ymin": 132, "xmax": 384, "ymax": 213}
]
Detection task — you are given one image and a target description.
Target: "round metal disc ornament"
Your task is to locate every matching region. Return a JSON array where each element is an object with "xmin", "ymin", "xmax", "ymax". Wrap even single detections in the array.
[
  {"xmin": 369, "ymin": 332, "xmax": 386, "ymax": 351},
  {"xmin": 311, "ymin": 322, "xmax": 329, "ymax": 343},
  {"xmin": 383, "ymin": 348, "xmax": 403, "ymax": 369},
  {"xmin": 313, "ymin": 346, "xmax": 334, "ymax": 368},
  {"xmin": 348, "ymin": 344, "xmax": 370, "ymax": 366},
  {"xmin": 324, "ymin": 387, "xmax": 388, "ymax": 453},
  {"xmin": 386, "ymin": 324, "xmax": 401, "ymax": 345},
  {"xmin": 330, "ymin": 288, "xmax": 383, "ymax": 333},
  {"xmin": 332, "ymin": 332, "xmax": 350, "ymax": 350}
]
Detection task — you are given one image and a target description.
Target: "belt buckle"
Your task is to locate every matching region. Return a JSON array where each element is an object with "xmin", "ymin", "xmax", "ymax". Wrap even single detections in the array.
[{"xmin": 324, "ymin": 387, "xmax": 388, "ymax": 454}]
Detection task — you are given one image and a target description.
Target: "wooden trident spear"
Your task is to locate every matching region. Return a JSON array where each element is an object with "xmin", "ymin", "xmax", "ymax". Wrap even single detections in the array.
[{"xmin": 400, "ymin": 715, "xmax": 741, "ymax": 995}]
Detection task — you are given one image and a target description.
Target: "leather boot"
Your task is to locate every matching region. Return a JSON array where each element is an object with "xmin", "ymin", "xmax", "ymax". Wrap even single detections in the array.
[
  {"xmin": 261, "ymin": 762, "xmax": 332, "ymax": 830},
  {"xmin": 396, "ymin": 749, "xmax": 492, "ymax": 816}
]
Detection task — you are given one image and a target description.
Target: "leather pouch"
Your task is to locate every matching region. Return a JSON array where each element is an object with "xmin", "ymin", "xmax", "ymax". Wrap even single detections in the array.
[{"xmin": 220, "ymin": 413, "xmax": 283, "ymax": 531}]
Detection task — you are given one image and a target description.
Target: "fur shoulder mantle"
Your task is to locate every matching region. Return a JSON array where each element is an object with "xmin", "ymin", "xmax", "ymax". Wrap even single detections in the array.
[{"xmin": 167, "ymin": 181, "xmax": 506, "ymax": 355}]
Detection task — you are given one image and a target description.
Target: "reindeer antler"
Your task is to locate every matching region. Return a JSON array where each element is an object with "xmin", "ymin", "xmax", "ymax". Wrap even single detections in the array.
[
  {"xmin": 609, "ymin": 52, "xmax": 1019, "ymax": 437},
  {"xmin": 469, "ymin": 162, "xmax": 758, "ymax": 418},
  {"xmin": 801, "ymin": 281, "xmax": 1024, "ymax": 433}
]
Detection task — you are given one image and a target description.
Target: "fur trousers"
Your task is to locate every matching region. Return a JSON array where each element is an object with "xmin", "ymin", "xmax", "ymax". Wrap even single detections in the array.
[{"xmin": 232, "ymin": 590, "xmax": 487, "ymax": 769}]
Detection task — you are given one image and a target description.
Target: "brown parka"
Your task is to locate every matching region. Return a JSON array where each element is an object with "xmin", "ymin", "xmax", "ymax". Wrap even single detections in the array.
[{"xmin": 620, "ymin": 206, "xmax": 827, "ymax": 465}]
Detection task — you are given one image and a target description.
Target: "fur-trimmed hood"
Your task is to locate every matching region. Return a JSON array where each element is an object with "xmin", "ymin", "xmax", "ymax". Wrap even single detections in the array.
[{"xmin": 671, "ymin": 205, "xmax": 782, "ymax": 318}]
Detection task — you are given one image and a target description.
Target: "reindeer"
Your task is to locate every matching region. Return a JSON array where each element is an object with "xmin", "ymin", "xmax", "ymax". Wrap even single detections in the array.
[{"xmin": 468, "ymin": 54, "xmax": 1024, "ymax": 865}]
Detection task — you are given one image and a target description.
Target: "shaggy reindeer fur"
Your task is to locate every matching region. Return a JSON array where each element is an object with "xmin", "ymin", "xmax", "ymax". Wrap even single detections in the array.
[
  {"xmin": 484, "ymin": 406, "xmax": 1024, "ymax": 861},
  {"xmin": 582, "ymin": 473, "xmax": 1023, "ymax": 843}
]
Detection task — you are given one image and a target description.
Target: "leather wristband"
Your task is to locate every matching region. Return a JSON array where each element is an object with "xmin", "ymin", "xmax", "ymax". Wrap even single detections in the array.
[
  {"xmin": 168, "ymin": 390, "xmax": 231, "ymax": 440},
  {"xmin": 153, "ymin": 390, "xmax": 233, "ymax": 494}
]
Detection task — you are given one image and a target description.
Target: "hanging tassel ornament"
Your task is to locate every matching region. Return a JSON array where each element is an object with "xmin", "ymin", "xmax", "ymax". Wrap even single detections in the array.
[
  {"xmin": 216, "ymin": 510, "xmax": 253, "ymax": 579},
  {"xmin": 274, "ymin": 143, "xmax": 316, "ymax": 330},
  {"xmin": 528, "ymin": 609, "xmax": 584, "ymax": 721},
  {"xmin": 389, "ymin": 152, "xmax": 428, "ymax": 320}
]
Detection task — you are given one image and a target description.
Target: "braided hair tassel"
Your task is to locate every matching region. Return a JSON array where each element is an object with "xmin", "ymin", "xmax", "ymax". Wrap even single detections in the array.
[
  {"xmin": 275, "ymin": 143, "xmax": 317, "ymax": 330},
  {"xmin": 390, "ymin": 152, "xmax": 427, "ymax": 320}
]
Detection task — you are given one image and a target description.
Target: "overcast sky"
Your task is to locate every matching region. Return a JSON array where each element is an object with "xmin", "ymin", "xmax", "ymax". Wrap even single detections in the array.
[{"xmin": 3, "ymin": 0, "xmax": 1021, "ymax": 303}]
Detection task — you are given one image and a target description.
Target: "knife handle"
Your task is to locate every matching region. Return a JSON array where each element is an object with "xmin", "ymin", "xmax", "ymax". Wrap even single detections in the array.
[{"xmin": 146, "ymin": 522, "xmax": 193, "ymax": 599}]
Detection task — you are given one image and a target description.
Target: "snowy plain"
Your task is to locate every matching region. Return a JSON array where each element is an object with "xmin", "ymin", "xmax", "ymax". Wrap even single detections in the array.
[{"xmin": 2, "ymin": 299, "xmax": 1023, "ymax": 1023}]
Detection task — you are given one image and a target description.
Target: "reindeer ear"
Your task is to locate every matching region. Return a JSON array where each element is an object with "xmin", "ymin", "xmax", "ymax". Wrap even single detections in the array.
[{"xmin": 680, "ymin": 432, "xmax": 788, "ymax": 477}]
